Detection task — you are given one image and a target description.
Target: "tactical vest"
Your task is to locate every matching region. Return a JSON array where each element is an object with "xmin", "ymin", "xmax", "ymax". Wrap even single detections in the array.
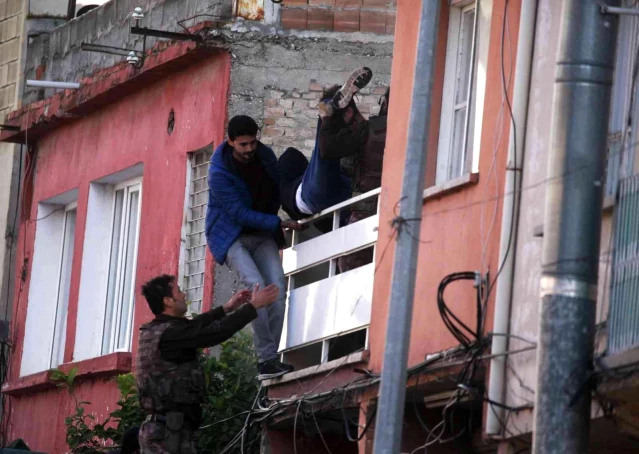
[
  {"xmin": 353, "ymin": 115, "xmax": 387, "ymax": 194},
  {"xmin": 135, "ymin": 320, "xmax": 206, "ymax": 416}
]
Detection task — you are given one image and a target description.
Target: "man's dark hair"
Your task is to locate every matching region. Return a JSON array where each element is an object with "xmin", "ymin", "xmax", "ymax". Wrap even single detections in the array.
[
  {"xmin": 141, "ymin": 275, "xmax": 175, "ymax": 315},
  {"xmin": 228, "ymin": 115, "xmax": 259, "ymax": 140}
]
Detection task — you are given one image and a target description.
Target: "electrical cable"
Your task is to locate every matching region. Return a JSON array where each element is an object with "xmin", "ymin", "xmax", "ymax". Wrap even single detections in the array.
[
  {"xmin": 437, "ymin": 272, "xmax": 482, "ymax": 348},
  {"xmin": 293, "ymin": 399, "xmax": 302, "ymax": 454},
  {"xmin": 310, "ymin": 404, "xmax": 333, "ymax": 454},
  {"xmin": 240, "ymin": 383, "xmax": 262, "ymax": 454},
  {"xmin": 341, "ymin": 392, "xmax": 377, "ymax": 443}
]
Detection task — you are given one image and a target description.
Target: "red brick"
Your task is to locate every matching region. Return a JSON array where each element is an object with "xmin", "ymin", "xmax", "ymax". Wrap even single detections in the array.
[
  {"xmin": 263, "ymin": 126, "xmax": 285, "ymax": 136},
  {"xmin": 362, "ymin": 0, "xmax": 390, "ymax": 7},
  {"xmin": 360, "ymin": 10, "xmax": 386, "ymax": 34},
  {"xmin": 309, "ymin": 0, "xmax": 335, "ymax": 5},
  {"xmin": 336, "ymin": 0, "xmax": 362, "ymax": 7},
  {"xmin": 307, "ymin": 7, "xmax": 334, "ymax": 30},
  {"xmin": 281, "ymin": 7, "xmax": 308, "ymax": 30},
  {"xmin": 385, "ymin": 10, "xmax": 396, "ymax": 35},
  {"xmin": 309, "ymin": 82, "xmax": 323, "ymax": 91},
  {"xmin": 35, "ymin": 64, "xmax": 46, "ymax": 80},
  {"xmin": 284, "ymin": 0, "xmax": 309, "ymax": 5},
  {"xmin": 334, "ymin": 8, "xmax": 360, "ymax": 32}
]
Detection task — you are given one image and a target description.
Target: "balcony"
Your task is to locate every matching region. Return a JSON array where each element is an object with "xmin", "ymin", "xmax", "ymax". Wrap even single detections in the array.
[
  {"xmin": 600, "ymin": 173, "xmax": 639, "ymax": 438},
  {"xmin": 607, "ymin": 173, "xmax": 639, "ymax": 359},
  {"xmin": 278, "ymin": 188, "xmax": 381, "ymax": 371}
]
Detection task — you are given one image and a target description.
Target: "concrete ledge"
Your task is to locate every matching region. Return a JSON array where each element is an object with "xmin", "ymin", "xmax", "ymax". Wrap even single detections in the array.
[
  {"xmin": 599, "ymin": 347, "xmax": 639, "ymax": 371},
  {"xmin": 1, "ymin": 23, "xmax": 223, "ymax": 144},
  {"xmin": 2, "ymin": 352, "xmax": 132, "ymax": 396},
  {"xmin": 423, "ymin": 172, "xmax": 479, "ymax": 202},
  {"xmin": 263, "ymin": 350, "xmax": 368, "ymax": 387}
]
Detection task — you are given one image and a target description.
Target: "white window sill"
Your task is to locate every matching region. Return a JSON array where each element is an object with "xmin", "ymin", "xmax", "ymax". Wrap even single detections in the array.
[
  {"xmin": 423, "ymin": 172, "xmax": 479, "ymax": 202},
  {"xmin": 262, "ymin": 350, "xmax": 368, "ymax": 387}
]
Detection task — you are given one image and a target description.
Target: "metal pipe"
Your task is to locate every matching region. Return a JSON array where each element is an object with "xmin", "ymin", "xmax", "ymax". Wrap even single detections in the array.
[
  {"xmin": 130, "ymin": 26, "xmax": 202, "ymax": 43},
  {"xmin": 533, "ymin": 1, "xmax": 619, "ymax": 453},
  {"xmin": 26, "ymin": 80, "xmax": 80, "ymax": 89},
  {"xmin": 372, "ymin": 2, "xmax": 441, "ymax": 453},
  {"xmin": 601, "ymin": 5, "xmax": 639, "ymax": 16},
  {"xmin": 486, "ymin": 0, "xmax": 538, "ymax": 437},
  {"xmin": 80, "ymin": 42, "xmax": 138, "ymax": 57}
]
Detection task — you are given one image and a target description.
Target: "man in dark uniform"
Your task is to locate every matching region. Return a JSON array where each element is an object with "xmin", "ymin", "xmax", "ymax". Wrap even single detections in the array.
[{"xmin": 135, "ymin": 274, "xmax": 278, "ymax": 453}]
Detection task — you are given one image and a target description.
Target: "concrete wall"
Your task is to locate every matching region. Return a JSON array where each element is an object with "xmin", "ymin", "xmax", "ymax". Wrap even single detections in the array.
[
  {"xmin": 0, "ymin": 0, "xmax": 25, "ymax": 324},
  {"xmin": 368, "ymin": 0, "xmax": 518, "ymax": 370},
  {"xmin": 19, "ymin": 0, "xmax": 395, "ymax": 310},
  {"xmin": 504, "ymin": 0, "xmax": 614, "ymax": 437},
  {"xmin": 23, "ymin": 0, "xmax": 233, "ymax": 102},
  {"xmin": 6, "ymin": 53, "xmax": 231, "ymax": 451}
]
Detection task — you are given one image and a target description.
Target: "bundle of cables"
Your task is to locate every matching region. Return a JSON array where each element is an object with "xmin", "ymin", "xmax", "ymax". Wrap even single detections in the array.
[{"xmin": 437, "ymin": 271, "xmax": 485, "ymax": 349}]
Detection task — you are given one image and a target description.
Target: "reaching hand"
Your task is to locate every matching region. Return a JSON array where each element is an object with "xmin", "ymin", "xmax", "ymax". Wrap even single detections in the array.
[
  {"xmin": 223, "ymin": 290, "xmax": 252, "ymax": 313},
  {"xmin": 251, "ymin": 284, "xmax": 279, "ymax": 309},
  {"xmin": 281, "ymin": 220, "xmax": 305, "ymax": 231}
]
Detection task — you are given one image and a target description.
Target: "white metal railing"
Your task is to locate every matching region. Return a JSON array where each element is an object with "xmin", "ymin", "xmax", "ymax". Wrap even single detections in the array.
[{"xmin": 279, "ymin": 188, "xmax": 381, "ymax": 357}]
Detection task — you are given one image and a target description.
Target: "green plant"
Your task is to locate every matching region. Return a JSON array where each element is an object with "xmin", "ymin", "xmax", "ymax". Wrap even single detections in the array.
[
  {"xmin": 198, "ymin": 330, "xmax": 261, "ymax": 452},
  {"xmin": 53, "ymin": 331, "xmax": 260, "ymax": 452},
  {"xmin": 51, "ymin": 369, "xmax": 144, "ymax": 453}
]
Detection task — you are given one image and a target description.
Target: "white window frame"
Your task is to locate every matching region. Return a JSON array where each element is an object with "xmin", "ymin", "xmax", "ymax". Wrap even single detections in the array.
[
  {"xmin": 436, "ymin": 0, "xmax": 479, "ymax": 184},
  {"xmin": 21, "ymin": 188, "xmax": 79, "ymax": 376},
  {"xmin": 101, "ymin": 177, "xmax": 143, "ymax": 355},
  {"xmin": 49, "ymin": 202, "xmax": 78, "ymax": 368}
]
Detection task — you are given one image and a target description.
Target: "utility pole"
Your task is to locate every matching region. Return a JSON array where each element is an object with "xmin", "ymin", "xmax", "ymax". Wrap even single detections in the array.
[
  {"xmin": 372, "ymin": 1, "xmax": 440, "ymax": 453},
  {"xmin": 534, "ymin": 1, "xmax": 619, "ymax": 453}
]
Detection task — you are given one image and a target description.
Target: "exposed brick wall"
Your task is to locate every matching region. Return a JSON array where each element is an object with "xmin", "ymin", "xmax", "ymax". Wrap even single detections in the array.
[
  {"xmin": 281, "ymin": 0, "xmax": 396, "ymax": 35},
  {"xmin": 261, "ymin": 82, "xmax": 389, "ymax": 157}
]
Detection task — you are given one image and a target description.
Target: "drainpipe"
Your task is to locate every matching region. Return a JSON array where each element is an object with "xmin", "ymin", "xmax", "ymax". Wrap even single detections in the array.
[
  {"xmin": 372, "ymin": 1, "xmax": 441, "ymax": 453},
  {"xmin": 485, "ymin": 0, "xmax": 538, "ymax": 437},
  {"xmin": 533, "ymin": 1, "xmax": 619, "ymax": 453}
]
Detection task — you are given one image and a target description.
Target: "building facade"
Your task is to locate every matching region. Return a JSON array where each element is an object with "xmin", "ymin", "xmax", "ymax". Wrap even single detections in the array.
[
  {"xmin": 0, "ymin": 0, "xmax": 394, "ymax": 451},
  {"xmin": 3, "ymin": 0, "xmax": 639, "ymax": 453}
]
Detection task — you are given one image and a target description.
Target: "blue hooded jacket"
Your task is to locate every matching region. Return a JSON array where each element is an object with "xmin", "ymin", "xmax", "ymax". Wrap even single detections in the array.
[{"xmin": 206, "ymin": 142, "xmax": 282, "ymax": 265}]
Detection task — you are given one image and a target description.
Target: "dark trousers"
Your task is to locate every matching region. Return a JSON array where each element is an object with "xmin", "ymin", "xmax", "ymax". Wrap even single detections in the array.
[
  {"xmin": 277, "ymin": 147, "xmax": 308, "ymax": 221},
  {"xmin": 277, "ymin": 147, "xmax": 346, "ymax": 233}
]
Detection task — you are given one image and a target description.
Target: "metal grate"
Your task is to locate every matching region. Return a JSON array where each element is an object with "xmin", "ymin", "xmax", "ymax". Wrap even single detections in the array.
[
  {"xmin": 185, "ymin": 147, "xmax": 213, "ymax": 314},
  {"xmin": 609, "ymin": 173, "xmax": 639, "ymax": 354}
]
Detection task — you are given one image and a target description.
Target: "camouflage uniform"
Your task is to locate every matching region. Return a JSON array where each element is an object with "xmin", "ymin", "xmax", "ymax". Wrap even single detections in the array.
[
  {"xmin": 138, "ymin": 416, "xmax": 197, "ymax": 454},
  {"xmin": 135, "ymin": 320, "xmax": 206, "ymax": 454}
]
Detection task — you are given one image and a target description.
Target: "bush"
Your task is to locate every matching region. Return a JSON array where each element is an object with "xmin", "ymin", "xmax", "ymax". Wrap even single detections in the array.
[
  {"xmin": 198, "ymin": 331, "xmax": 260, "ymax": 452},
  {"xmin": 52, "ymin": 331, "xmax": 260, "ymax": 453}
]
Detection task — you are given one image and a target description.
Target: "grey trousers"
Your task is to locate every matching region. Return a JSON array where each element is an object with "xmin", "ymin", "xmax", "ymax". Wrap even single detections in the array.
[{"xmin": 225, "ymin": 233, "xmax": 286, "ymax": 363}]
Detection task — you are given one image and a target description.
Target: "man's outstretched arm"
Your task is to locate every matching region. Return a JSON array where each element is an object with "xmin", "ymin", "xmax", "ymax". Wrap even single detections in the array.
[
  {"xmin": 160, "ymin": 285, "xmax": 280, "ymax": 353},
  {"xmin": 189, "ymin": 290, "xmax": 253, "ymax": 326}
]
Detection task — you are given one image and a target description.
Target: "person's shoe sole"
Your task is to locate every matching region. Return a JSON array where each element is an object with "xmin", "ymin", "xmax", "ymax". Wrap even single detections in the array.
[{"xmin": 333, "ymin": 67, "xmax": 373, "ymax": 110}]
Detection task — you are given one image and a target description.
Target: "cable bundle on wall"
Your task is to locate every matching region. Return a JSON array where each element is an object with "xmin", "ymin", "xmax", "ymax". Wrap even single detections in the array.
[{"xmin": 437, "ymin": 271, "xmax": 485, "ymax": 348}]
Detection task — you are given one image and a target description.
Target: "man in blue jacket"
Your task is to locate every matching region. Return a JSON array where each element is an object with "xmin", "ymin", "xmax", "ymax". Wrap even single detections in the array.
[{"xmin": 206, "ymin": 115, "xmax": 301, "ymax": 379}]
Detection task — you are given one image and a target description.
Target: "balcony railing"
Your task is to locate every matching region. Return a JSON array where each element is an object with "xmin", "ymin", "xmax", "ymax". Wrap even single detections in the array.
[
  {"xmin": 609, "ymin": 173, "xmax": 639, "ymax": 355},
  {"xmin": 279, "ymin": 188, "xmax": 381, "ymax": 369}
]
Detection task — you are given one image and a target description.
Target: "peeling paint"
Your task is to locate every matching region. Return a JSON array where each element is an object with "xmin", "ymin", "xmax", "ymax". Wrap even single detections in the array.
[{"xmin": 235, "ymin": 0, "xmax": 264, "ymax": 22}]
